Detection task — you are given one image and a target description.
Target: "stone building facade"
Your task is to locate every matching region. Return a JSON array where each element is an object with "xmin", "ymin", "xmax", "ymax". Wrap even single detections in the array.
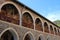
[{"xmin": 0, "ymin": 0, "xmax": 60, "ymax": 40}]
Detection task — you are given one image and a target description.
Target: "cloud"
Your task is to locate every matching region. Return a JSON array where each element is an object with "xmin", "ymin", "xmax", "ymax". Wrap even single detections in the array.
[{"xmin": 46, "ymin": 11, "xmax": 60, "ymax": 21}]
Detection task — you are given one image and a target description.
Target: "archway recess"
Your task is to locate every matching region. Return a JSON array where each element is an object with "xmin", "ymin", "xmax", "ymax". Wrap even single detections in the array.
[
  {"xmin": 22, "ymin": 12, "xmax": 34, "ymax": 29},
  {"xmin": 35, "ymin": 18, "xmax": 43, "ymax": 31},
  {"xmin": 38, "ymin": 37, "xmax": 41, "ymax": 40},
  {"xmin": 44, "ymin": 22, "xmax": 49, "ymax": 33},
  {"xmin": 0, "ymin": 3, "xmax": 20, "ymax": 25},
  {"xmin": 38, "ymin": 35, "xmax": 44, "ymax": 40},
  {"xmin": 1, "ymin": 30, "xmax": 14, "ymax": 40},
  {"xmin": 23, "ymin": 32, "xmax": 34, "ymax": 40},
  {"xmin": 0, "ymin": 28, "xmax": 19, "ymax": 40},
  {"xmin": 50, "ymin": 25, "xmax": 54, "ymax": 34}
]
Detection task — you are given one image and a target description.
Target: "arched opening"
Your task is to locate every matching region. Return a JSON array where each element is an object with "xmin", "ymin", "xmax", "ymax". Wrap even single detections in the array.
[
  {"xmin": 58, "ymin": 29, "xmax": 60, "ymax": 36},
  {"xmin": 24, "ymin": 33, "xmax": 34, "ymax": 40},
  {"xmin": 50, "ymin": 25, "xmax": 54, "ymax": 34},
  {"xmin": 47, "ymin": 38, "xmax": 50, "ymax": 40},
  {"xmin": 44, "ymin": 22, "xmax": 49, "ymax": 33},
  {"xmin": 22, "ymin": 12, "xmax": 34, "ymax": 29},
  {"xmin": 54, "ymin": 27, "xmax": 57, "ymax": 35},
  {"xmin": 38, "ymin": 37, "xmax": 41, "ymax": 40},
  {"xmin": 1, "ymin": 30, "xmax": 14, "ymax": 40},
  {"xmin": 24, "ymin": 34, "xmax": 31, "ymax": 40},
  {"xmin": 35, "ymin": 18, "xmax": 43, "ymax": 31},
  {"xmin": 0, "ymin": 4, "xmax": 20, "ymax": 25},
  {"xmin": 46, "ymin": 37, "xmax": 51, "ymax": 40},
  {"xmin": 0, "ymin": 28, "xmax": 19, "ymax": 40},
  {"xmin": 38, "ymin": 35, "xmax": 44, "ymax": 40},
  {"xmin": 59, "ymin": 30, "xmax": 60, "ymax": 36}
]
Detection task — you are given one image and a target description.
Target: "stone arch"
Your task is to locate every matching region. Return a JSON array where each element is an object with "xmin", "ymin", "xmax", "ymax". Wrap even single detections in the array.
[
  {"xmin": 54, "ymin": 27, "xmax": 57, "ymax": 35},
  {"xmin": 0, "ymin": 1, "xmax": 21, "ymax": 25},
  {"xmin": 57, "ymin": 28, "xmax": 60, "ymax": 36},
  {"xmin": 0, "ymin": 28, "xmax": 19, "ymax": 40},
  {"xmin": 44, "ymin": 22, "xmax": 49, "ymax": 33},
  {"xmin": 50, "ymin": 25, "xmax": 54, "ymax": 34},
  {"xmin": 35, "ymin": 18, "xmax": 43, "ymax": 31},
  {"xmin": 59, "ymin": 29, "xmax": 60, "ymax": 36},
  {"xmin": 23, "ymin": 32, "xmax": 34, "ymax": 40},
  {"xmin": 22, "ymin": 12, "xmax": 34, "ymax": 29},
  {"xmin": 46, "ymin": 35, "xmax": 51, "ymax": 40},
  {"xmin": 38, "ymin": 37, "xmax": 41, "ymax": 40},
  {"xmin": 37, "ymin": 34, "xmax": 44, "ymax": 40}
]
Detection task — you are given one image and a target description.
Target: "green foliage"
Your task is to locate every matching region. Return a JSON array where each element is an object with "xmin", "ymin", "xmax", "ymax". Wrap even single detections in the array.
[{"xmin": 54, "ymin": 20, "xmax": 60, "ymax": 27}]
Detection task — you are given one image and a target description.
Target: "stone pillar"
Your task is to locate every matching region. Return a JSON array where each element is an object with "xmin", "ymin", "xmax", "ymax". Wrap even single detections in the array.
[
  {"xmin": 42, "ymin": 22, "xmax": 44, "ymax": 32},
  {"xmin": 48, "ymin": 24, "xmax": 50, "ymax": 33}
]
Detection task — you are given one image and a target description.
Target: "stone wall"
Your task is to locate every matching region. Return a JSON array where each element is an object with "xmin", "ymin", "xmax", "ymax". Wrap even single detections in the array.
[
  {"xmin": 0, "ymin": 0, "xmax": 60, "ymax": 40},
  {"xmin": 0, "ymin": 20, "xmax": 60, "ymax": 40}
]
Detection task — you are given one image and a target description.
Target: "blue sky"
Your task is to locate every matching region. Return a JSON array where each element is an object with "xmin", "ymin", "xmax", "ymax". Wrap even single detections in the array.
[{"xmin": 18, "ymin": 0, "xmax": 60, "ymax": 21}]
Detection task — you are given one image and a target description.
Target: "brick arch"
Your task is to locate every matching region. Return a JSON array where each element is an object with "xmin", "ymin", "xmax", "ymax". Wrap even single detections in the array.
[
  {"xmin": 57, "ymin": 28, "xmax": 59, "ymax": 35},
  {"xmin": 37, "ymin": 34, "xmax": 44, "ymax": 40},
  {"xmin": 46, "ymin": 35, "xmax": 51, "ymax": 40},
  {"xmin": 54, "ymin": 27, "xmax": 57, "ymax": 35},
  {"xmin": 35, "ymin": 18, "xmax": 43, "ymax": 31},
  {"xmin": 50, "ymin": 25, "xmax": 54, "ymax": 34},
  {"xmin": 44, "ymin": 22, "xmax": 49, "ymax": 33},
  {"xmin": 22, "ymin": 12, "xmax": 34, "ymax": 29},
  {"xmin": 0, "ymin": 1, "xmax": 20, "ymax": 25},
  {"xmin": 0, "ymin": 28, "xmax": 19, "ymax": 40},
  {"xmin": 23, "ymin": 31, "xmax": 35, "ymax": 40}
]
